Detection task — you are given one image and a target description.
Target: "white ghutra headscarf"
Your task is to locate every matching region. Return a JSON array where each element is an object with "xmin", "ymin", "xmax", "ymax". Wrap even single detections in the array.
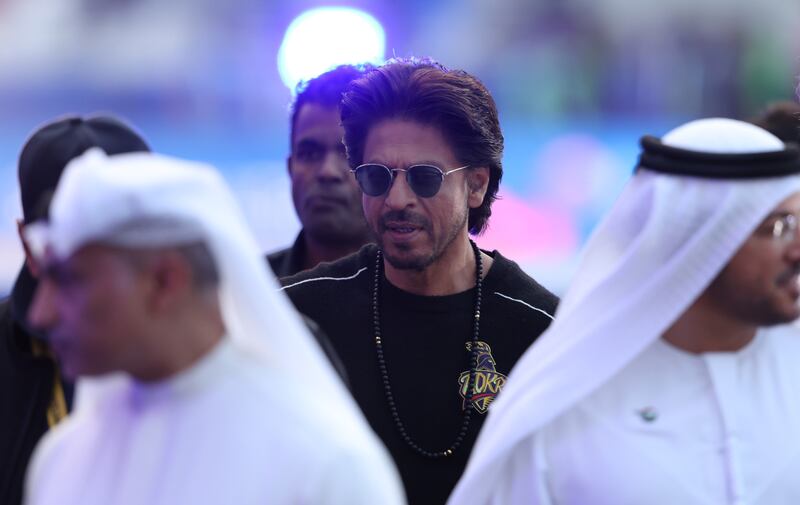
[
  {"xmin": 25, "ymin": 148, "xmax": 376, "ymax": 441},
  {"xmin": 448, "ymin": 118, "xmax": 800, "ymax": 505}
]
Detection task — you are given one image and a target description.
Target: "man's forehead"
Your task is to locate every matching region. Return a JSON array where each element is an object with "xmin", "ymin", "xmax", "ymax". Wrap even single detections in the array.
[
  {"xmin": 769, "ymin": 191, "xmax": 800, "ymax": 214},
  {"xmin": 293, "ymin": 103, "xmax": 343, "ymax": 143},
  {"xmin": 45, "ymin": 242, "xmax": 109, "ymax": 265},
  {"xmin": 39, "ymin": 244, "xmax": 92, "ymax": 275},
  {"xmin": 47, "ymin": 242, "xmax": 141, "ymax": 268},
  {"xmin": 363, "ymin": 119, "xmax": 457, "ymax": 164}
]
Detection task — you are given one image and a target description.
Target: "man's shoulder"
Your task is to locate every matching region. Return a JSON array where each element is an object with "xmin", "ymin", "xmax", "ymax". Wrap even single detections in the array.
[
  {"xmin": 228, "ymin": 366, "xmax": 405, "ymax": 503},
  {"xmin": 0, "ymin": 295, "xmax": 26, "ymax": 360},
  {"xmin": 0, "ymin": 296, "xmax": 13, "ymax": 327},
  {"xmin": 0, "ymin": 297, "xmax": 13, "ymax": 332},
  {"xmin": 23, "ymin": 410, "xmax": 89, "ymax": 499},
  {"xmin": 266, "ymin": 246, "xmax": 291, "ymax": 270},
  {"xmin": 280, "ymin": 244, "xmax": 376, "ymax": 294},
  {"xmin": 266, "ymin": 232, "xmax": 305, "ymax": 278},
  {"xmin": 486, "ymin": 250, "xmax": 559, "ymax": 322}
]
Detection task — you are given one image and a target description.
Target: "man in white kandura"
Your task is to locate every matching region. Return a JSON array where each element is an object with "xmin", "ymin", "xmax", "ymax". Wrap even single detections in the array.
[
  {"xmin": 22, "ymin": 149, "xmax": 405, "ymax": 505},
  {"xmin": 449, "ymin": 118, "xmax": 800, "ymax": 505}
]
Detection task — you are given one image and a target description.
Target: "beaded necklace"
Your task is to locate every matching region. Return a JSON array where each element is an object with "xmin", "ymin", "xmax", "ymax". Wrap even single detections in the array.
[{"xmin": 371, "ymin": 239, "xmax": 483, "ymax": 458}]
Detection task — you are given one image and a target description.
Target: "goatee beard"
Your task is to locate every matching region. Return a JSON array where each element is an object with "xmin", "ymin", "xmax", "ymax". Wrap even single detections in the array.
[{"xmin": 377, "ymin": 208, "xmax": 467, "ymax": 272}]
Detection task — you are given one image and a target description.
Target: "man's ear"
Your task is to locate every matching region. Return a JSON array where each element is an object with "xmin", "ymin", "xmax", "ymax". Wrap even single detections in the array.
[
  {"xmin": 17, "ymin": 219, "xmax": 40, "ymax": 278},
  {"xmin": 286, "ymin": 155, "xmax": 294, "ymax": 176},
  {"xmin": 467, "ymin": 166, "xmax": 490, "ymax": 209},
  {"xmin": 147, "ymin": 251, "xmax": 193, "ymax": 313}
]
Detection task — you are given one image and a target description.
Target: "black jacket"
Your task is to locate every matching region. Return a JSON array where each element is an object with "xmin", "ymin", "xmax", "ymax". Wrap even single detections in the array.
[
  {"xmin": 266, "ymin": 231, "xmax": 306, "ymax": 279},
  {"xmin": 0, "ymin": 267, "xmax": 72, "ymax": 505}
]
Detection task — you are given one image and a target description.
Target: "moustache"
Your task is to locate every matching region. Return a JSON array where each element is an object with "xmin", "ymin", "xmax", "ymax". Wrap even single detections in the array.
[
  {"xmin": 378, "ymin": 210, "xmax": 430, "ymax": 232},
  {"xmin": 776, "ymin": 262, "xmax": 800, "ymax": 286}
]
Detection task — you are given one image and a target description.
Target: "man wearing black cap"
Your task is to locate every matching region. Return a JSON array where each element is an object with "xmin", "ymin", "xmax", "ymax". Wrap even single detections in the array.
[
  {"xmin": 450, "ymin": 118, "xmax": 800, "ymax": 505},
  {"xmin": 0, "ymin": 115, "xmax": 149, "ymax": 505}
]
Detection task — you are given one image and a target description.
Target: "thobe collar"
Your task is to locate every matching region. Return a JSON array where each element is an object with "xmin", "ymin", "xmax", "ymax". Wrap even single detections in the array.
[{"xmin": 129, "ymin": 338, "xmax": 233, "ymax": 407}]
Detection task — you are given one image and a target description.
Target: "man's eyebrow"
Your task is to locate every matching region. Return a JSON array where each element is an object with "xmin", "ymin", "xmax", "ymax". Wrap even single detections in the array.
[
  {"xmin": 364, "ymin": 159, "xmax": 447, "ymax": 168},
  {"xmin": 294, "ymin": 138, "xmax": 326, "ymax": 149},
  {"xmin": 757, "ymin": 210, "xmax": 795, "ymax": 227},
  {"xmin": 763, "ymin": 210, "xmax": 793, "ymax": 219}
]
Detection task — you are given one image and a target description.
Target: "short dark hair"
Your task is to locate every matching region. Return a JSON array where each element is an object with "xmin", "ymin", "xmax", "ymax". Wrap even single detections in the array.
[
  {"xmin": 122, "ymin": 241, "xmax": 219, "ymax": 293},
  {"xmin": 176, "ymin": 242, "xmax": 219, "ymax": 291},
  {"xmin": 289, "ymin": 64, "xmax": 373, "ymax": 148},
  {"xmin": 340, "ymin": 57, "xmax": 504, "ymax": 235},
  {"xmin": 749, "ymin": 101, "xmax": 800, "ymax": 144}
]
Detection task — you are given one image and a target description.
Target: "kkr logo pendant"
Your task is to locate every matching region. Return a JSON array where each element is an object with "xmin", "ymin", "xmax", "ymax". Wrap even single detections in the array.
[{"xmin": 458, "ymin": 341, "xmax": 507, "ymax": 414}]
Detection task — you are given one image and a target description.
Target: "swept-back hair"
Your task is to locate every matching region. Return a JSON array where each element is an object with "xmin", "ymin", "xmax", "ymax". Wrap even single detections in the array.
[{"xmin": 341, "ymin": 57, "xmax": 503, "ymax": 234}]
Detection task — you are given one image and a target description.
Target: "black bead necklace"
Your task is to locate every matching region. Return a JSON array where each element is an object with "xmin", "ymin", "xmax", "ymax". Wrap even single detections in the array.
[{"xmin": 371, "ymin": 239, "xmax": 483, "ymax": 458}]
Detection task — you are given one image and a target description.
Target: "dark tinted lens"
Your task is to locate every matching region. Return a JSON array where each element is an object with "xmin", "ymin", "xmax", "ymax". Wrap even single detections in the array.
[
  {"xmin": 407, "ymin": 165, "xmax": 444, "ymax": 198},
  {"xmin": 355, "ymin": 164, "xmax": 393, "ymax": 196}
]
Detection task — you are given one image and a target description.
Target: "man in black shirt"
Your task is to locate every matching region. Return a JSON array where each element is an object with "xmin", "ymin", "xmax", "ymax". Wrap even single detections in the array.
[
  {"xmin": 281, "ymin": 58, "xmax": 558, "ymax": 505},
  {"xmin": 267, "ymin": 65, "xmax": 373, "ymax": 277},
  {"xmin": 0, "ymin": 115, "xmax": 150, "ymax": 505}
]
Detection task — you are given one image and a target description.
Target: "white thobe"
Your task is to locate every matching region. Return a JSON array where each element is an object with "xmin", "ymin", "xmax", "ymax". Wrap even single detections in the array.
[
  {"xmin": 496, "ymin": 326, "xmax": 800, "ymax": 505},
  {"xmin": 25, "ymin": 339, "xmax": 405, "ymax": 505}
]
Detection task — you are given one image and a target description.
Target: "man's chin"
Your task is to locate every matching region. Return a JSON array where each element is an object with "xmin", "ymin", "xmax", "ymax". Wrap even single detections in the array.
[
  {"xmin": 306, "ymin": 218, "xmax": 369, "ymax": 245},
  {"xmin": 382, "ymin": 247, "xmax": 434, "ymax": 271},
  {"xmin": 60, "ymin": 359, "xmax": 114, "ymax": 381},
  {"xmin": 775, "ymin": 289, "xmax": 800, "ymax": 323},
  {"xmin": 779, "ymin": 305, "xmax": 800, "ymax": 325},
  {"xmin": 756, "ymin": 303, "xmax": 800, "ymax": 327}
]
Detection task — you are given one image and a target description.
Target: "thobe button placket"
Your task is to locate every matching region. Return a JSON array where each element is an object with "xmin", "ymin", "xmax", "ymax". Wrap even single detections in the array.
[{"xmin": 704, "ymin": 354, "xmax": 746, "ymax": 505}]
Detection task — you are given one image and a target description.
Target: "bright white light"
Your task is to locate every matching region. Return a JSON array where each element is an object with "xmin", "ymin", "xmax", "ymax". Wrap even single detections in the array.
[{"xmin": 278, "ymin": 7, "xmax": 385, "ymax": 92}]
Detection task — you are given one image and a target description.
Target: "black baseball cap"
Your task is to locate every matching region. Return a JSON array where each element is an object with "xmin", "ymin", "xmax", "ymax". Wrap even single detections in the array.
[{"xmin": 18, "ymin": 114, "xmax": 150, "ymax": 224}]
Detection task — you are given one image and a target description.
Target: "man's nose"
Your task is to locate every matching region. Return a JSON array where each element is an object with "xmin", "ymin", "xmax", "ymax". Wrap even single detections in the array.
[
  {"xmin": 383, "ymin": 171, "xmax": 416, "ymax": 210},
  {"xmin": 316, "ymin": 150, "xmax": 348, "ymax": 182}
]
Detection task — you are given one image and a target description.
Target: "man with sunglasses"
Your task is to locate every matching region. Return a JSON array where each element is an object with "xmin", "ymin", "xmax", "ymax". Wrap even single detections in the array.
[
  {"xmin": 281, "ymin": 57, "xmax": 558, "ymax": 505},
  {"xmin": 267, "ymin": 64, "xmax": 373, "ymax": 278},
  {"xmin": 450, "ymin": 118, "xmax": 800, "ymax": 505}
]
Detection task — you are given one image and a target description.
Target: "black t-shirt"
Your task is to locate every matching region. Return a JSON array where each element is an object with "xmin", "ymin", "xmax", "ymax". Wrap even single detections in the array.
[{"xmin": 281, "ymin": 244, "xmax": 558, "ymax": 505}]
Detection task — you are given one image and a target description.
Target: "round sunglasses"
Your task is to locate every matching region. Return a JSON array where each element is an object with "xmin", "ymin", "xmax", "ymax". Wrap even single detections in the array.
[{"xmin": 351, "ymin": 163, "xmax": 469, "ymax": 198}]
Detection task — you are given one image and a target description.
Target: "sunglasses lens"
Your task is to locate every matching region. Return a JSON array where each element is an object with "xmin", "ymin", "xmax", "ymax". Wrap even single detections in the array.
[
  {"xmin": 355, "ymin": 164, "xmax": 392, "ymax": 196},
  {"xmin": 408, "ymin": 165, "xmax": 444, "ymax": 198}
]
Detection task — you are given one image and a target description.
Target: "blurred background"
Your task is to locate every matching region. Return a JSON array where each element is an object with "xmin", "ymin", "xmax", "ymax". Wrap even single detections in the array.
[{"xmin": 0, "ymin": 0, "xmax": 798, "ymax": 293}]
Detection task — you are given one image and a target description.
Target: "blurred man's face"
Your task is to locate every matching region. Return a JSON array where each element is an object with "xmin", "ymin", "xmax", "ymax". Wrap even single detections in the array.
[
  {"xmin": 706, "ymin": 191, "xmax": 800, "ymax": 326},
  {"xmin": 289, "ymin": 103, "xmax": 369, "ymax": 245},
  {"xmin": 27, "ymin": 244, "xmax": 150, "ymax": 379}
]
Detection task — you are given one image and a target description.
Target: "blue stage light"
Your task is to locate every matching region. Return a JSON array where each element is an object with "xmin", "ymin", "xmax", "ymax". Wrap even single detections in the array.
[{"xmin": 278, "ymin": 7, "xmax": 385, "ymax": 92}]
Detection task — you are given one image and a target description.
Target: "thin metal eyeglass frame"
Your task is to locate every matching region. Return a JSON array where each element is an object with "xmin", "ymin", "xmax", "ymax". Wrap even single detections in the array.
[
  {"xmin": 350, "ymin": 163, "xmax": 470, "ymax": 198},
  {"xmin": 771, "ymin": 213, "xmax": 799, "ymax": 242}
]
